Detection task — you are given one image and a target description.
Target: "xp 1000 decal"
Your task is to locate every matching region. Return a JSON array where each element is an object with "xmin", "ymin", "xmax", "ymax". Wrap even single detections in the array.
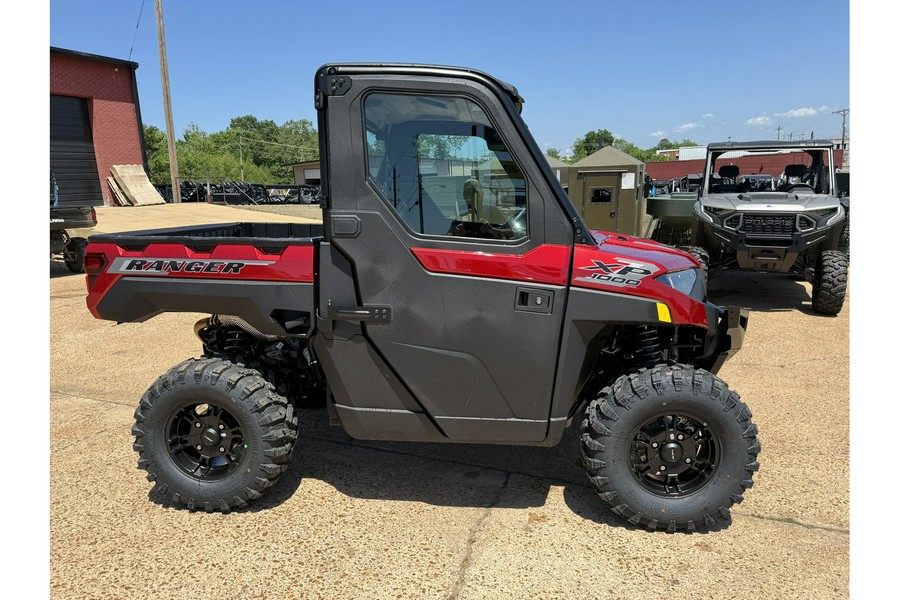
[{"xmin": 574, "ymin": 257, "xmax": 660, "ymax": 288}]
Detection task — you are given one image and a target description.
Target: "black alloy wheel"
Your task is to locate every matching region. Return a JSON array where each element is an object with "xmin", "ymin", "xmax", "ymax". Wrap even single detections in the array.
[
  {"xmin": 628, "ymin": 413, "xmax": 718, "ymax": 497},
  {"xmin": 166, "ymin": 401, "xmax": 247, "ymax": 481}
]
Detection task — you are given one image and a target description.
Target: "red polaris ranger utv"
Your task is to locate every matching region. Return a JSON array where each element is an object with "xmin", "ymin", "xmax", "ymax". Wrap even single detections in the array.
[{"xmin": 84, "ymin": 64, "xmax": 758, "ymax": 531}]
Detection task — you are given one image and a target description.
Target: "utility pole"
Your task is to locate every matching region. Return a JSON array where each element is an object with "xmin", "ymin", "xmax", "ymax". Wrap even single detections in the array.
[
  {"xmin": 775, "ymin": 125, "xmax": 782, "ymax": 141},
  {"xmin": 155, "ymin": 0, "xmax": 180, "ymax": 202},
  {"xmin": 832, "ymin": 108, "xmax": 849, "ymax": 149},
  {"xmin": 239, "ymin": 136, "xmax": 244, "ymax": 180}
]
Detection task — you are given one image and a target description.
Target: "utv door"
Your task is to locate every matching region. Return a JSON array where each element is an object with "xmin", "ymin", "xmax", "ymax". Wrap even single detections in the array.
[{"xmin": 315, "ymin": 66, "xmax": 576, "ymax": 443}]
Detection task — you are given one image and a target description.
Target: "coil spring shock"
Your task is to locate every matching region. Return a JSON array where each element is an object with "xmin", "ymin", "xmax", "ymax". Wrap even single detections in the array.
[
  {"xmin": 633, "ymin": 325, "xmax": 662, "ymax": 369},
  {"xmin": 205, "ymin": 326, "xmax": 257, "ymax": 360}
]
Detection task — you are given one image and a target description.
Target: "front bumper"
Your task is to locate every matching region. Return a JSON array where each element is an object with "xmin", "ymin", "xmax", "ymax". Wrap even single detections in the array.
[
  {"xmin": 699, "ymin": 304, "xmax": 749, "ymax": 374},
  {"xmin": 699, "ymin": 218, "xmax": 843, "ymax": 272}
]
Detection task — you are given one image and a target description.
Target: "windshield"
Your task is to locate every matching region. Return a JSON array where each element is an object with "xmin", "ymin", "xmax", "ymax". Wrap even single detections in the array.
[{"xmin": 704, "ymin": 146, "xmax": 834, "ymax": 195}]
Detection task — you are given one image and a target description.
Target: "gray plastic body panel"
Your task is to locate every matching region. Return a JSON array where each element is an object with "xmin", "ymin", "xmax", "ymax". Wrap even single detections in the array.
[{"xmin": 96, "ymin": 278, "xmax": 315, "ymax": 337}]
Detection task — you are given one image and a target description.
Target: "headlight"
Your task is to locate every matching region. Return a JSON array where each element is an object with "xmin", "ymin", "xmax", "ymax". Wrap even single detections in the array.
[{"xmin": 657, "ymin": 268, "xmax": 701, "ymax": 300}]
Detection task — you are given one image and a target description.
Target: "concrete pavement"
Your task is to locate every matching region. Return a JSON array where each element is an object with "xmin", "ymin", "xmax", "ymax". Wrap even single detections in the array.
[{"xmin": 49, "ymin": 203, "xmax": 850, "ymax": 599}]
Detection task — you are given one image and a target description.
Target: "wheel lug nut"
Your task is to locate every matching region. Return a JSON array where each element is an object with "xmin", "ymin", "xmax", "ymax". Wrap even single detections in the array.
[
  {"xmin": 196, "ymin": 445, "xmax": 202, "ymax": 450},
  {"xmin": 677, "ymin": 434, "xmax": 684, "ymax": 441},
  {"xmin": 651, "ymin": 442, "xmax": 659, "ymax": 448},
  {"xmin": 685, "ymin": 458, "xmax": 692, "ymax": 464},
  {"xmin": 219, "ymin": 447, "xmax": 225, "ymax": 453},
  {"xmin": 195, "ymin": 422, "xmax": 202, "ymax": 428},
  {"xmin": 659, "ymin": 465, "xmax": 667, "ymax": 471},
  {"xmin": 218, "ymin": 424, "xmax": 225, "ymax": 430}
]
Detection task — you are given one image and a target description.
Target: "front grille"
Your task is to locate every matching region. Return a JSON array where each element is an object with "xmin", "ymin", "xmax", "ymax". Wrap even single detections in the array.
[{"xmin": 740, "ymin": 214, "xmax": 795, "ymax": 236}]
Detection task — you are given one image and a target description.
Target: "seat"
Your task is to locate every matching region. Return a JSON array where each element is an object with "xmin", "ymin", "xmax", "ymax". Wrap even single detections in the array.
[
  {"xmin": 718, "ymin": 165, "xmax": 739, "ymax": 180},
  {"xmin": 712, "ymin": 165, "xmax": 741, "ymax": 193},
  {"xmin": 780, "ymin": 164, "xmax": 813, "ymax": 192}
]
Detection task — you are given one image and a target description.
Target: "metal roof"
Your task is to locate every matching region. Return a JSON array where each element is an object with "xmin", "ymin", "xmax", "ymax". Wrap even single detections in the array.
[{"xmin": 570, "ymin": 145, "xmax": 644, "ymax": 168}]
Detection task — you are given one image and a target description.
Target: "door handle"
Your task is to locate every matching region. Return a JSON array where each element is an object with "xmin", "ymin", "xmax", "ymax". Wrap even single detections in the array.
[
  {"xmin": 328, "ymin": 301, "xmax": 392, "ymax": 323},
  {"xmin": 515, "ymin": 287, "xmax": 553, "ymax": 314}
]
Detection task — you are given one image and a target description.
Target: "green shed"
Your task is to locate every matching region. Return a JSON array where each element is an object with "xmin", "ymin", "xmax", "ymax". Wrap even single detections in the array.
[
  {"xmin": 567, "ymin": 146, "xmax": 647, "ymax": 235},
  {"xmin": 543, "ymin": 154, "xmax": 570, "ymax": 193}
]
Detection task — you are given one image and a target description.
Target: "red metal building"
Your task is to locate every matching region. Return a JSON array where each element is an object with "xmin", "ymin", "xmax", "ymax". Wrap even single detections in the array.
[
  {"xmin": 645, "ymin": 149, "xmax": 845, "ymax": 183},
  {"xmin": 50, "ymin": 47, "xmax": 147, "ymax": 206}
]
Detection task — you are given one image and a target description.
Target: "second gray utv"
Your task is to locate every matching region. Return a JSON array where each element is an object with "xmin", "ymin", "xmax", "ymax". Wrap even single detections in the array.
[{"xmin": 690, "ymin": 139, "xmax": 848, "ymax": 315}]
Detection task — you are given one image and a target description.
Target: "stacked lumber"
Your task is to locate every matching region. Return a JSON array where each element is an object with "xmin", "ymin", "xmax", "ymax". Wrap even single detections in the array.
[{"xmin": 109, "ymin": 165, "xmax": 166, "ymax": 206}]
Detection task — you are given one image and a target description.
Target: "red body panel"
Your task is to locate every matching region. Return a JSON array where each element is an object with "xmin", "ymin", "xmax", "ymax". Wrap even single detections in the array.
[
  {"xmin": 411, "ymin": 234, "xmax": 707, "ymax": 327},
  {"xmin": 85, "ymin": 242, "xmax": 315, "ymax": 319},
  {"xmin": 86, "ymin": 232, "xmax": 707, "ymax": 328},
  {"xmin": 410, "ymin": 244, "xmax": 572, "ymax": 286}
]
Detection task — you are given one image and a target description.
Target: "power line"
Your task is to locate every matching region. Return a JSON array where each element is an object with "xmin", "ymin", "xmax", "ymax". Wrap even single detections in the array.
[
  {"xmin": 832, "ymin": 108, "xmax": 849, "ymax": 148},
  {"xmin": 234, "ymin": 135, "xmax": 318, "ymax": 151},
  {"xmin": 127, "ymin": 0, "xmax": 147, "ymax": 62}
]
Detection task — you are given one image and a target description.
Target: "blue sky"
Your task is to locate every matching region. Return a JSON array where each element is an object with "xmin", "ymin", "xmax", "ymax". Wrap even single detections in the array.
[{"xmin": 47, "ymin": 0, "xmax": 851, "ymax": 153}]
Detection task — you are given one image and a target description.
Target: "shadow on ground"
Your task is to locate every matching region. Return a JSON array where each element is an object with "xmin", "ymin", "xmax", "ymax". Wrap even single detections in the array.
[{"xmin": 707, "ymin": 270, "xmax": 819, "ymax": 314}]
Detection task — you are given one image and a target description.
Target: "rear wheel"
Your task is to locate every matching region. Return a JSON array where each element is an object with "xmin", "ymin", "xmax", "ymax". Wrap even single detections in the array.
[
  {"xmin": 63, "ymin": 237, "xmax": 88, "ymax": 273},
  {"xmin": 132, "ymin": 358, "xmax": 298, "ymax": 511},
  {"xmin": 581, "ymin": 364, "xmax": 760, "ymax": 532},
  {"xmin": 811, "ymin": 250, "xmax": 849, "ymax": 315}
]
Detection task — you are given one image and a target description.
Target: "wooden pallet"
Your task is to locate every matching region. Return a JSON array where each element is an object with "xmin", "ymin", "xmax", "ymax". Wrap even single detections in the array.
[{"xmin": 110, "ymin": 165, "xmax": 165, "ymax": 206}]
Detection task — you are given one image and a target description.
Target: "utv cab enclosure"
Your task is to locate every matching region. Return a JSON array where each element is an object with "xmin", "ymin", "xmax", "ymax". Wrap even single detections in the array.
[{"xmin": 84, "ymin": 63, "xmax": 759, "ymax": 531}]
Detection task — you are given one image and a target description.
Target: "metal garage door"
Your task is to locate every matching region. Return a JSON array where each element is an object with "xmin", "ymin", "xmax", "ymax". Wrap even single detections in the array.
[{"xmin": 50, "ymin": 95, "xmax": 103, "ymax": 207}]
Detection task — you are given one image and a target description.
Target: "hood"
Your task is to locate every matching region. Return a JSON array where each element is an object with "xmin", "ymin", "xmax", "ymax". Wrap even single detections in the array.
[
  {"xmin": 701, "ymin": 191, "xmax": 839, "ymax": 212},
  {"xmin": 591, "ymin": 230, "xmax": 697, "ymax": 272}
]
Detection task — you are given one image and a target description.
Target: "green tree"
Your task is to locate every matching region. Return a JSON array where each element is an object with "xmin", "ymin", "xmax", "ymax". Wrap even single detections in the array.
[
  {"xmin": 143, "ymin": 124, "xmax": 169, "ymax": 183},
  {"xmin": 143, "ymin": 116, "xmax": 320, "ymax": 186},
  {"xmin": 417, "ymin": 135, "xmax": 468, "ymax": 159},
  {"xmin": 654, "ymin": 138, "xmax": 699, "ymax": 151},
  {"xmin": 545, "ymin": 147, "xmax": 562, "ymax": 160},
  {"xmin": 571, "ymin": 129, "xmax": 616, "ymax": 161}
]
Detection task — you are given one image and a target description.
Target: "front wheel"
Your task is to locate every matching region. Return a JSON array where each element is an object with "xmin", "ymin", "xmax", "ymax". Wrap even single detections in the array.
[
  {"xmin": 132, "ymin": 358, "xmax": 298, "ymax": 511},
  {"xmin": 581, "ymin": 364, "xmax": 760, "ymax": 532},
  {"xmin": 811, "ymin": 250, "xmax": 848, "ymax": 315}
]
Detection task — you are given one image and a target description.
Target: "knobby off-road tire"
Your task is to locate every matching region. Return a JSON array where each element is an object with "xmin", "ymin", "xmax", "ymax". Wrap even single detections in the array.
[
  {"xmin": 63, "ymin": 237, "xmax": 88, "ymax": 273},
  {"xmin": 580, "ymin": 364, "xmax": 760, "ymax": 532},
  {"xmin": 132, "ymin": 357, "xmax": 298, "ymax": 512},
  {"xmin": 838, "ymin": 214, "xmax": 850, "ymax": 255},
  {"xmin": 684, "ymin": 246, "xmax": 710, "ymax": 286},
  {"xmin": 811, "ymin": 250, "xmax": 849, "ymax": 315}
]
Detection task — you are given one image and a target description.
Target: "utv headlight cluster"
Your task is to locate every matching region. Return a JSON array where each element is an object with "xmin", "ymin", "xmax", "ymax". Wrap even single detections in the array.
[{"xmin": 656, "ymin": 268, "xmax": 701, "ymax": 300}]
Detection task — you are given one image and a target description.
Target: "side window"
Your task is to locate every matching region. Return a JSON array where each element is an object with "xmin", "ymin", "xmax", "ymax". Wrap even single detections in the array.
[
  {"xmin": 365, "ymin": 93, "xmax": 526, "ymax": 240},
  {"xmin": 590, "ymin": 187, "xmax": 613, "ymax": 204}
]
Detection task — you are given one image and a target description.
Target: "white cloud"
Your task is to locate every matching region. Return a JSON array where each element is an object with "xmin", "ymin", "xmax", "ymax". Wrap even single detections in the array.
[
  {"xmin": 746, "ymin": 116, "xmax": 772, "ymax": 126},
  {"xmin": 819, "ymin": 105, "xmax": 830, "ymax": 112},
  {"xmin": 649, "ymin": 130, "xmax": 666, "ymax": 138},
  {"xmin": 674, "ymin": 122, "xmax": 700, "ymax": 133},
  {"xmin": 775, "ymin": 107, "xmax": 818, "ymax": 117},
  {"xmin": 701, "ymin": 113, "xmax": 716, "ymax": 119}
]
